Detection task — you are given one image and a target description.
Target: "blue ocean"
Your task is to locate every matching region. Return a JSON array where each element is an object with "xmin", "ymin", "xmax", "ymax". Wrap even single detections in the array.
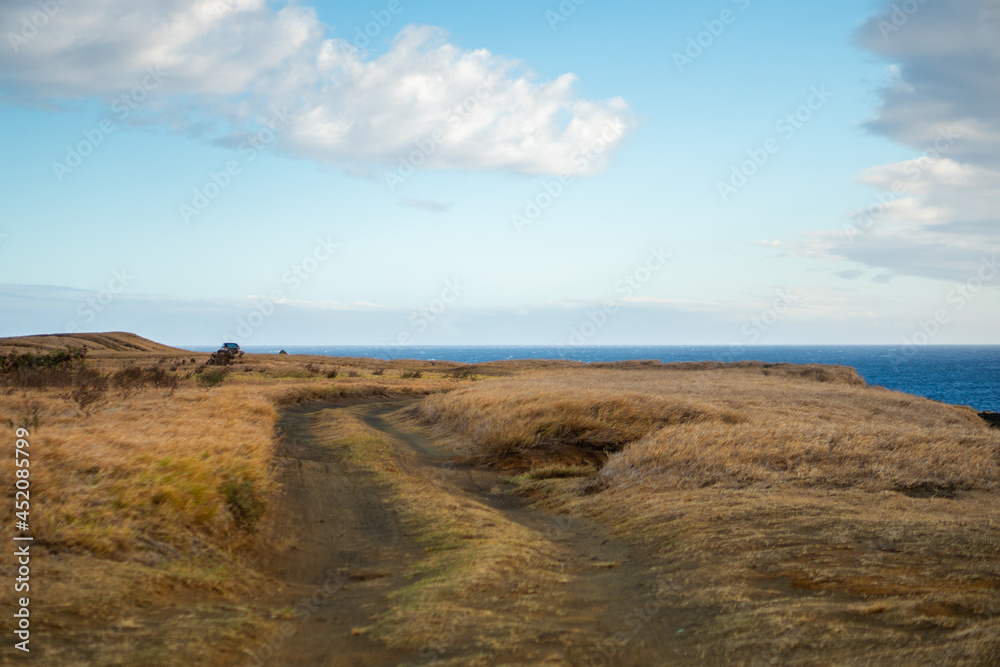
[{"xmin": 184, "ymin": 345, "xmax": 1000, "ymax": 413}]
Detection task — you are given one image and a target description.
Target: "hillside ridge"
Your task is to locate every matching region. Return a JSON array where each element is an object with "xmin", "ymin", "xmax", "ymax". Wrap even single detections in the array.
[{"xmin": 0, "ymin": 331, "xmax": 184, "ymax": 353}]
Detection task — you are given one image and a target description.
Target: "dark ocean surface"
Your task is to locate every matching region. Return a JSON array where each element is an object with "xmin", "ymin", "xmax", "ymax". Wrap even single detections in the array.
[{"xmin": 182, "ymin": 345, "xmax": 1000, "ymax": 413}]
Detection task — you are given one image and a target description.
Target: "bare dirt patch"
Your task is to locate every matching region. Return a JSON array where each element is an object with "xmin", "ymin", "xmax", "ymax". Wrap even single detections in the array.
[{"xmin": 248, "ymin": 401, "xmax": 420, "ymax": 666}]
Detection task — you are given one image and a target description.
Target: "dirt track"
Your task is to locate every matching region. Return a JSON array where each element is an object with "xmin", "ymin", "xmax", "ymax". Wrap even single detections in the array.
[
  {"xmin": 251, "ymin": 401, "xmax": 420, "ymax": 666},
  {"xmin": 252, "ymin": 400, "xmax": 698, "ymax": 666}
]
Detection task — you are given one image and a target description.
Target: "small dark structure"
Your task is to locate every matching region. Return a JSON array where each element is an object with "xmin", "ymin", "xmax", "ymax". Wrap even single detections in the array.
[{"xmin": 979, "ymin": 412, "xmax": 1000, "ymax": 429}]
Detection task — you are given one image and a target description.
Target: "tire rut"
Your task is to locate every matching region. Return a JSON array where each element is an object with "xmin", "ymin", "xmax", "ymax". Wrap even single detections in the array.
[
  {"xmin": 252, "ymin": 399, "xmax": 699, "ymax": 666},
  {"xmin": 250, "ymin": 401, "xmax": 420, "ymax": 667},
  {"xmin": 359, "ymin": 402, "xmax": 699, "ymax": 666}
]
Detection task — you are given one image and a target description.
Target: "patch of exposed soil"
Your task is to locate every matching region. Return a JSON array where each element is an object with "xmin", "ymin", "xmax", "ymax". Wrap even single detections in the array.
[{"xmin": 247, "ymin": 401, "xmax": 421, "ymax": 666}]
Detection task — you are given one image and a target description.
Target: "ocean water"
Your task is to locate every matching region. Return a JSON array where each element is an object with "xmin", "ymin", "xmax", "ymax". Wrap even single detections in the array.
[{"xmin": 184, "ymin": 345, "xmax": 1000, "ymax": 413}]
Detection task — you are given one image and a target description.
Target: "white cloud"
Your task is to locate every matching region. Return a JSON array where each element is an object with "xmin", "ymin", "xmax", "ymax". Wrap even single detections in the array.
[
  {"xmin": 0, "ymin": 1, "xmax": 632, "ymax": 176},
  {"xmin": 792, "ymin": 157, "xmax": 1000, "ymax": 281},
  {"xmin": 857, "ymin": 0, "xmax": 1000, "ymax": 167},
  {"xmin": 789, "ymin": 0, "xmax": 1000, "ymax": 282}
]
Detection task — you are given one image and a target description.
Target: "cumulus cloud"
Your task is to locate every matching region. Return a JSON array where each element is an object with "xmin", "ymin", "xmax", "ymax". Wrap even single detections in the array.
[
  {"xmin": 0, "ymin": 0, "xmax": 631, "ymax": 175},
  {"xmin": 796, "ymin": 157, "xmax": 1000, "ymax": 281},
  {"xmin": 797, "ymin": 0, "xmax": 1000, "ymax": 282},
  {"xmin": 857, "ymin": 0, "xmax": 1000, "ymax": 167}
]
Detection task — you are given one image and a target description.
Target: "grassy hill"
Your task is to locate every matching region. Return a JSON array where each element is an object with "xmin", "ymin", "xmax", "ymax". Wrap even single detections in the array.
[{"xmin": 0, "ymin": 331, "xmax": 185, "ymax": 354}]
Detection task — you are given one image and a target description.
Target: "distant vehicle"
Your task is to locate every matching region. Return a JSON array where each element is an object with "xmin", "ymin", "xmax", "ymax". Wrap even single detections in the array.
[{"xmin": 214, "ymin": 342, "xmax": 243, "ymax": 360}]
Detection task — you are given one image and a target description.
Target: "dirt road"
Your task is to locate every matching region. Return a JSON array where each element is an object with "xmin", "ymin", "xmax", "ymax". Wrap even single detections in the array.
[{"xmin": 252, "ymin": 400, "xmax": 697, "ymax": 666}]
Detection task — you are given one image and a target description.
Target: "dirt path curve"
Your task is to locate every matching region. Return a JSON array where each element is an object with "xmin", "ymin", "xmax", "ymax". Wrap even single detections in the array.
[{"xmin": 251, "ymin": 399, "xmax": 699, "ymax": 666}]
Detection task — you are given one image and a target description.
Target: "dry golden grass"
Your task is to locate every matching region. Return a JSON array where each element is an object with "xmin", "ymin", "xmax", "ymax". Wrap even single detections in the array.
[
  {"xmin": 418, "ymin": 365, "xmax": 998, "ymax": 492},
  {"xmin": 600, "ymin": 374, "xmax": 996, "ymax": 494},
  {"xmin": 568, "ymin": 485, "xmax": 1000, "ymax": 664},
  {"xmin": 2, "ymin": 385, "xmax": 278, "ymax": 556},
  {"xmin": 0, "ymin": 331, "xmax": 184, "ymax": 354},
  {"xmin": 416, "ymin": 373, "xmax": 744, "ymax": 458},
  {"xmin": 0, "ymin": 337, "xmax": 457, "ymax": 664},
  {"xmin": 0, "ymin": 380, "xmax": 282, "ymax": 665},
  {"xmin": 0, "ymin": 373, "xmax": 450, "ymax": 559},
  {"xmin": 419, "ymin": 365, "xmax": 1000, "ymax": 663},
  {"xmin": 3, "ymin": 333, "xmax": 998, "ymax": 663},
  {"xmin": 308, "ymin": 405, "xmax": 569, "ymax": 657}
]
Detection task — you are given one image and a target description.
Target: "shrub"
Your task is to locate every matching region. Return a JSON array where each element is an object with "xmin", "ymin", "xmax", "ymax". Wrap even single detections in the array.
[
  {"xmin": 197, "ymin": 369, "xmax": 227, "ymax": 388},
  {"xmin": 326, "ymin": 368, "xmax": 339, "ymax": 379},
  {"xmin": 400, "ymin": 370, "xmax": 423, "ymax": 379},
  {"xmin": 219, "ymin": 478, "xmax": 266, "ymax": 532},
  {"xmin": 144, "ymin": 367, "xmax": 179, "ymax": 392},
  {"xmin": 111, "ymin": 366, "xmax": 146, "ymax": 400},
  {"xmin": 3, "ymin": 367, "xmax": 65, "ymax": 391},
  {"xmin": 17, "ymin": 398, "xmax": 42, "ymax": 430},
  {"xmin": 347, "ymin": 370, "xmax": 360, "ymax": 378},
  {"xmin": 111, "ymin": 366, "xmax": 179, "ymax": 398},
  {"xmin": 0, "ymin": 346, "xmax": 87, "ymax": 374},
  {"xmin": 372, "ymin": 368, "xmax": 386, "ymax": 376},
  {"xmin": 0, "ymin": 346, "xmax": 89, "ymax": 391},
  {"xmin": 67, "ymin": 368, "xmax": 110, "ymax": 416},
  {"xmin": 206, "ymin": 350, "xmax": 236, "ymax": 367}
]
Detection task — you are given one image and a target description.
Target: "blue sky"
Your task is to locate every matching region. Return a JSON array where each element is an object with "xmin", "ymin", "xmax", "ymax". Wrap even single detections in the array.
[{"xmin": 1, "ymin": 0, "xmax": 998, "ymax": 347}]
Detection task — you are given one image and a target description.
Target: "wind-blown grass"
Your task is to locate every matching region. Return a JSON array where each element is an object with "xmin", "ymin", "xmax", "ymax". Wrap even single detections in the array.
[
  {"xmin": 416, "ymin": 364, "xmax": 1000, "ymax": 663},
  {"xmin": 416, "ymin": 365, "xmax": 998, "ymax": 492}
]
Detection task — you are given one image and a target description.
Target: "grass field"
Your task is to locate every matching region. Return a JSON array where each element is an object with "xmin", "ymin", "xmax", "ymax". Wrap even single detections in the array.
[
  {"xmin": 1, "ymin": 333, "xmax": 998, "ymax": 664},
  {"xmin": 415, "ymin": 365, "xmax": 1000, "ymax": 663}
]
